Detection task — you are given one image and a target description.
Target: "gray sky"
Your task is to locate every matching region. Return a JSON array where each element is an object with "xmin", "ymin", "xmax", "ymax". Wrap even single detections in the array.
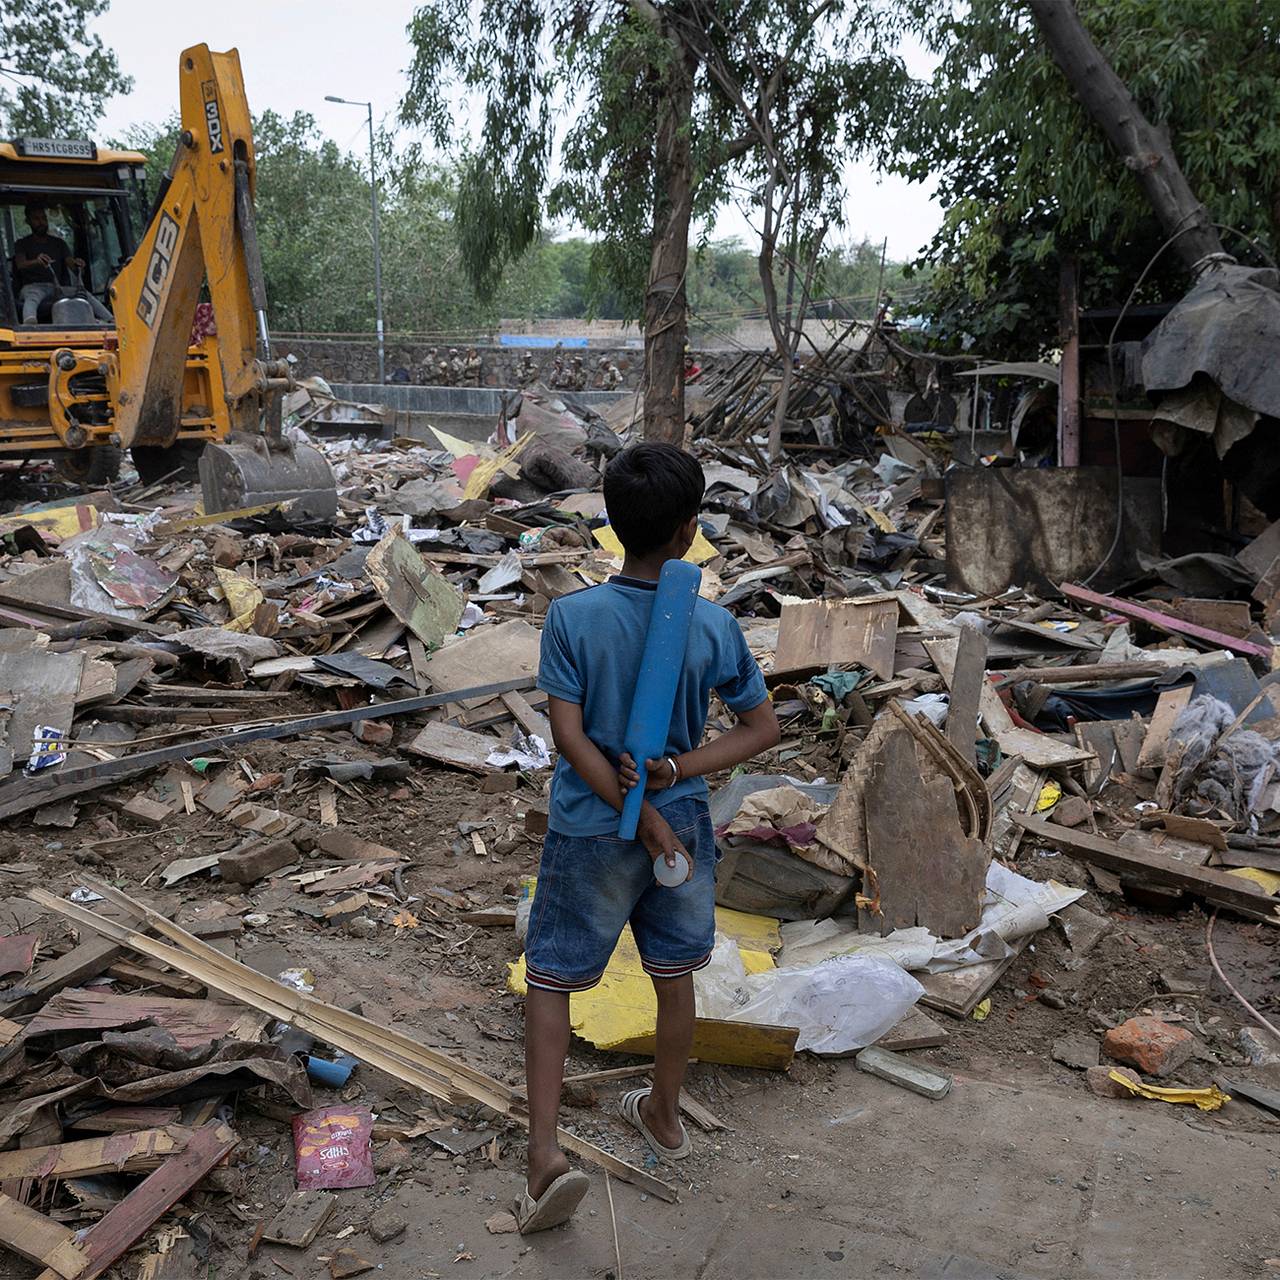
[{"xmin": 92, "ymin": 0, "xmax": 942, "ymax": 261}]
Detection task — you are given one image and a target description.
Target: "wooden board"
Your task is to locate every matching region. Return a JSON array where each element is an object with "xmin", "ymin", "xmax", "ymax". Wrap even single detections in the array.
[
  {"xmin": 405, "ymin": 722, "xmax": 497, "ymax": 774},
  {"xmin": 990, "ymin": 725, "xmax": 1095, "ymax": 770},
  {"xmin": 24, "ymin": 989, "xmax": 239, "ymax": 1049},
  {"xmin": 262, "ymin": 1190, "xmax": 337, "ymax": 1247},
  {"xmin": 1136, "ymin": 686, "xmax": 1193, "ymax": 769},
  {"xmin": 500, "ymin": 689, "xmax": 551, "ymax": 742},
  {"xmin": 1015, "ymin": 815, "xmax": 1280, "ymax": 920},
  {"xmin": 613, "ymin": 1017, "xmax": 798, "ymax": 1071},
  {"xmin": 772, "ymin": 597, "xmax": 899, "ymax": 681},
  {"xmin": 69, "ymin": 1106, "xmax": 182, "ymax": 1134},
  {"xmin": 365, "ymin": 530, "xmax": 464, "ymax": 650},
  {"xmin": 33, "ymin": 1122, "xmax": 237, "ymax": 1280},
  {"xmin": 0, "ymin": 1127, "xmax": 189, "ymax": 1182},
  {"xmin": 1236, "ymin": 517, "xmax": 1280, "ymax": 579},
  {"xmin": 0, "ymin": 1191, "xmax": 88, "ymax": 1278},
  {"xmin": 918, "ymin": 939, "xmax": 1029, "ymax": 1018},
  {"xmin": 944, "ymin": 625, "xmax": 987, "ymax": 764},
  {"xmin": 861, "ymin": 724, "xmax": 987, "ymax": 939},
  {"xmin": 422, "ymin": 619, "xmax": 541, "ymax": 709}
]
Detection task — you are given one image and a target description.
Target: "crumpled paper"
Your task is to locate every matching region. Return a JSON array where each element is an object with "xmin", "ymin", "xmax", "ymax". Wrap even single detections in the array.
[{"xmin": 718, "ymin": 784, "xmax": 829, "ymax": 849}]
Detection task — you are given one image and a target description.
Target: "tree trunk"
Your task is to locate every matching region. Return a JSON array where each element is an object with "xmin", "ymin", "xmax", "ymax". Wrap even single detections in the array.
[
  {"xmin": 1027, "ymin": 0, "xmax": 1224, "ymax": 272},
  {"xmin": 643, "ymin": 27, "xmax": 696, "ymax": 445}
]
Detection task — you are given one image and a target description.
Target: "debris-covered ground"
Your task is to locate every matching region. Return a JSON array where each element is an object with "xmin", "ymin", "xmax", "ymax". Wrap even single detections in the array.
[{"xmin": 0, "ymin": 368, "xmax": 1278, "ymax": 1279}]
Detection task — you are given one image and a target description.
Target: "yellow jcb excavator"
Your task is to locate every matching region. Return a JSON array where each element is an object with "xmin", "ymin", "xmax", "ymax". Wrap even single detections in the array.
[{"xmin": 0, "ymin": 43, "xmax": 336, "ymax": 517}]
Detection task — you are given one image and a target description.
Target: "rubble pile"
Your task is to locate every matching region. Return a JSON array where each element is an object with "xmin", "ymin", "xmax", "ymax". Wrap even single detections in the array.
[{"xmin": 0, "ymin": 364, "xmax": 1277, "ymax": 1274}]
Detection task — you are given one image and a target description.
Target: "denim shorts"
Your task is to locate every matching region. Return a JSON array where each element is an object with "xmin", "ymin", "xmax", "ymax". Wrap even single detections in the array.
[{"xmin": 524, "ymin": 797, "xmax": 718, "ymax": 993}]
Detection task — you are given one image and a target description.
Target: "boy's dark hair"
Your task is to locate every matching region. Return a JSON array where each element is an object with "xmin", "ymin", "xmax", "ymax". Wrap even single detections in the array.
[{"xmin": 603, "ymin": 442, "xmax": 705, "ymax": 555}]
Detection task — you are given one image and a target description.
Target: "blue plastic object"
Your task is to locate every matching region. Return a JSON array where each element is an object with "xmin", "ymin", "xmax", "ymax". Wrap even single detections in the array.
[
  {"xmin": 617, "ymin": 559, "xmax": 702, "ymax": 840},
  {"xmin": 305, "ymin": 1054, "xmax": 358, "ymax": 1087}
]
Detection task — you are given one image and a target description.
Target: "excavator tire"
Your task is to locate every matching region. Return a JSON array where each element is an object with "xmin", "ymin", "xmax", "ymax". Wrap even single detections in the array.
[
  {"xmin": 56, "ymin": 445, "xmax": 121, "ymax": 487},
  {"xmin": 131, "ymin": 442, "xmax": 205, "ymax": 485}
]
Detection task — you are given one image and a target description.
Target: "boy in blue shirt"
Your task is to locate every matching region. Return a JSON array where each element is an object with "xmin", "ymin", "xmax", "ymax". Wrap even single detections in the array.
[{"xmin": 516, "ymin": 442, "xmax": 780, "ymax": 1233}]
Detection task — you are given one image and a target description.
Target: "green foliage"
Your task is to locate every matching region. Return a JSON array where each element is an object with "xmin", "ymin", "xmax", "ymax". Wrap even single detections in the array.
[
  {"xmin": 0, "ymin": 0, "xmax": 130, "ymax": 137},
  {"xmin": 400, "ymin": 1, "xmax": 914, "ymax": 326},
  {"xmin": 896, "ymin": 0, "xmax": 1280, "ymax": 355}
]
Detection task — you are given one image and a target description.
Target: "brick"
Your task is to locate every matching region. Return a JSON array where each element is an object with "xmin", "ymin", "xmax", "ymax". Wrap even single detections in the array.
[
  {"xmin": 1086, "ymin": 1064, "xmax": 1142, "ymax": 1098},
  {"xmin": 524, "ymin": 806, "xmax": 548, "ymax": 837},
  {"xmin": 480, "ymin": 772, "xmax": 518, "ymax": 794},
  {"xmin": 352, "ymin": 719, "xmax": 393, "ymax": 747},
  {"xmin": 1102, "ymin": 1016, "xmax": 1194, "ymax": 1077}
]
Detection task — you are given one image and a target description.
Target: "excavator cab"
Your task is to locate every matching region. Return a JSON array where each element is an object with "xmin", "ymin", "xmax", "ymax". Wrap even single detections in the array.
[{"xmin": 0, "ymin": 50, "xmax": 337, "ymax": 518}]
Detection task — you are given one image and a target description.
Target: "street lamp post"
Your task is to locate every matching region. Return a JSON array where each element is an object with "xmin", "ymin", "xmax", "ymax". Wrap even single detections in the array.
[{"xmin": 325, "ymin": 94, "xmax": 385, "ymax": 384}]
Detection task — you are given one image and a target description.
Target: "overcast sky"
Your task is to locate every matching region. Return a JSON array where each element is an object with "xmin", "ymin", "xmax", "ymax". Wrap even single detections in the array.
[{"xmin": 92, "ymin": 0, "xmax": 942, "ymax": 261}]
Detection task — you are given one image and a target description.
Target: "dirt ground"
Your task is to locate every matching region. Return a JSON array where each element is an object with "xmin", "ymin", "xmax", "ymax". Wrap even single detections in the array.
[{"xmin": 3, "ymin": 739, "xmax": 1279, "ymax": 1280}]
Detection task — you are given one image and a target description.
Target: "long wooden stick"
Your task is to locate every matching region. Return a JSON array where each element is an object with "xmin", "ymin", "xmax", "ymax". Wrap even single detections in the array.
[{"xmin": 28, "ymin": 886, "xmax": 677, "ymax": 1203}]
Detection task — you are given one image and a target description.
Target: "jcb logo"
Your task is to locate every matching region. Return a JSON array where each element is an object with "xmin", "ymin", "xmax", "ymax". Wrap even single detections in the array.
[
  {"xmin": 136, "ymin": 212, "xmax": 179, "ymax": 328},
  {"xmin": 202, "ymin": 80, "xmax": 224, "ymax": 154}
]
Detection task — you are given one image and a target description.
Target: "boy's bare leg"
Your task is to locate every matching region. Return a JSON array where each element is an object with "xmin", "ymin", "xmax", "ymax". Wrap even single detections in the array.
[
  {"xmin": 640, "ymin": 972, "xmax": 695, "ymax": 1147},
  {"xmin": 524, "ymin": 987, "xmax": 572, "ymax": 1198}
]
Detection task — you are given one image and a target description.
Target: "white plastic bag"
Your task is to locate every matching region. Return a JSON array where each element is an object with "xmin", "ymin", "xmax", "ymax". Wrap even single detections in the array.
[{"xmin": 696, "ymin": 935, "xmax": 923, "ymax": 1055}]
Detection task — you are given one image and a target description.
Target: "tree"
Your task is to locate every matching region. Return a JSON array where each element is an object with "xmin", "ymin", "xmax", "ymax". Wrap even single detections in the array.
[
  {"xmin": 894, "ymin": 0, "xmax": 1280, "ymax": 356},
  {"xmin": 0, "ymin": 0, "xmax": 131, "ymax": 137},
  {"xmin": 400, "ymin": 1, "xmax": 910, "ymax": 443}
]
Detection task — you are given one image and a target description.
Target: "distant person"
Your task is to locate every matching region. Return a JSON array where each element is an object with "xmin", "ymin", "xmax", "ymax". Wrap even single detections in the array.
[
  {"xmin": 570, "ymin": 356, "xmax": 587, "ymax": 390},
  {"xmin": 464, "ymin": 346, "xmax": 482, "ymax": 386},
  {"xmin": 13, "ymin": 204, "xmax": 112, "ymax": 324},
  {"xmin": 603, "ymin": 360, "xmax": 624, "ymax": 390},
  {"xmin": 449, "ymin": 347, "xmax": 466, "ymax": 383},
  {"xmin": 516, "ymin": 353, "xmax": 539, "ymax": 387},
  {"xmin": 419, "ymin": 347, "xmax": 439, "ymax": 384},
  {"xmin": 548, "ymin": 356, "xmax": 569, "ymax": 389},
  {"xmin": 683, "ymin": 349, "xmax": 702, "ymax": 384},
  {"xmin": 389, "ymin": 366, "xmax": 410, "ymax": 383}
]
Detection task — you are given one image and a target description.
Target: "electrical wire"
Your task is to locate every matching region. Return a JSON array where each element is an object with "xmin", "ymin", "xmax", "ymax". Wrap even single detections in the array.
[{"xmin": 1206, "ymin": 909, "xmax": 1280, "ymax": 1045}]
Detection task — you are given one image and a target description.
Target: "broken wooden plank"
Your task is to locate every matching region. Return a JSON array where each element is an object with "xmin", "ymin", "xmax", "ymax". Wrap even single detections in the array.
[
  {"xmin": 262, "ymin": 1190, "xmax": 337, "ymax": 1248},
  {"xmin": 919, "ymin": 939, "xmax": 1029, "ymax": 1018},
  {"xmin": 861, "ymin": 723, "xmax": 987, "ymax": 939},
  {"xmin": 366, "ymin": 530, "xmax": 464, "ymax": 650},
  {"xmin": 1060, "ymin": 582, "xmax": 1272, "ymax": 659},
  {"xmin": 0, "ymin": 1126, "xmax": 190, "ymax": 1182},
  {"xmin": 0, "ymin": 675, "xmax": 537, "ymax": 821},
  {"xmin": 405, "ymin": 722, "xmax": 497, "ymax": 774},
  {"xmin": 992, "ymin": 661, "xmax": 1171, "ymax": 685},
  {"xmin": 0, "ymin": 1191, "xmax": 89, "ymax": 1278},
  {"xmin": 499, "ymin": 689, "xmax": 551, "ymax": 742},
  {"xmin": 423, "ymin": 619, "xmax": 541, "ymax": 708},
  {"xmin": 875, "ymin": 1007, "xmax": 950, "ymax": 1052},
  {"xmin": 24, "ymin": 989, "xmax": 239, "ymax": 1050},
  {"xmin": 32, "ymin": 1122, "xmax": 237, "ymax": 1280},
  {"xmin": 68, "ymin": 1107, "xmax": 182, "ymax": 1135},
  {"xmin": 943, "ymin": 626, "xmax": 987, "ymax": 764},
  {"xmin": 772, "ymin": 596, "xmax": 899, "ymax": 681},
  {"xmin": 1136, "ymin": 685, "xmax": 1194, "ymax": 770},
  {"xmin": 1014, "ymin": 815, "xmax": 1280, "ymax": 919}
]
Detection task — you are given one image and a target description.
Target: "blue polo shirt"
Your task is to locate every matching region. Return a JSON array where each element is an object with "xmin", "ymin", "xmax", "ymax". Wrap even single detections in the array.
[{"xmin": 537, "ymin": 575, "xmax": 768, "ymax": 835}]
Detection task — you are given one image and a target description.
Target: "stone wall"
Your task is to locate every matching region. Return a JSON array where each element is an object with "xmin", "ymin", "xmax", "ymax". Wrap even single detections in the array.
[{"xmin": 274, "ymin": 338, "xmax": 653, "ymax": 390}]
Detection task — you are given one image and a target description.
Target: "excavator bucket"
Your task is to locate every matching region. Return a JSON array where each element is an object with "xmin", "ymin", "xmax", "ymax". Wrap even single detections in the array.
[{"xmin": 199, "ymin": 431, "xmax": 338, "ymax": 521}]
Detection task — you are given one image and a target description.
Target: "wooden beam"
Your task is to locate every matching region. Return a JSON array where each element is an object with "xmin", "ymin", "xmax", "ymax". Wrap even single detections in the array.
[
  {"xmin": 34, "ymin": 1122, "xmax": 237, "ymax": 1280},
  {"xmin": 0, "ymin": 1127, "xmax": 189, "ymax": 1182},
  {"xmin": 1014, "ymin": 815, "xmax": 1280, "ymax": 920},
  {"xmin": 1059, "ymin": 583, "xmax": 1272, "ymax": 659},
  {"xmin": 991, "ymin": 661, "xmax": 1172, "ymax": 685},
  {"xmin": 0, "ymin": 1192, "xmax": 88, "ymax": 1279}
]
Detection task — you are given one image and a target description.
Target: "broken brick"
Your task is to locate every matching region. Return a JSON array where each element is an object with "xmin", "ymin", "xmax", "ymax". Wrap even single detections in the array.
[
  {"xmin": 352, "ymin": 719, "xmax": 393, "ymax": 747},
  {"xmin": 1103, "ymin": 1016, "xmax": 1194, "ymax": 1077}
]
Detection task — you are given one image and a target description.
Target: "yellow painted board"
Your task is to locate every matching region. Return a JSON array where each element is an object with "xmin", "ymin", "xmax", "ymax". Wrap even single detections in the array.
[
  {"xmin": 1228, "ymin": 866, "xmax": 1280, "ymax": 896},
  {"xmin": 214, "ymin": 567, "xmax": 264, "ymax": 632},
  {"xmin": 508, "ymin": 903, "xmax": 780, "ymax": 1057},
  {"xmin": 592, "ymin": 523, "xmax": 718, "ymax": 566}
]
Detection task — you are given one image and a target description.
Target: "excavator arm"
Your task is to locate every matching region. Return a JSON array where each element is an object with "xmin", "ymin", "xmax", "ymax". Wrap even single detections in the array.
[{"xmin": 105, "ymin": 44, "xmax": 335, "ymax": 517}]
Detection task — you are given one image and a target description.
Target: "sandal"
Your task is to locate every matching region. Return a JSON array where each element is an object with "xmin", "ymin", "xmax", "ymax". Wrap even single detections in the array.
[
  {"xmin": 620, "ymin": 1086, "xmax": 692, "ymax": 1162},
  {"xmin": 513, "ymin": 1168, "xmax": 590, "ymax": 1234}
]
